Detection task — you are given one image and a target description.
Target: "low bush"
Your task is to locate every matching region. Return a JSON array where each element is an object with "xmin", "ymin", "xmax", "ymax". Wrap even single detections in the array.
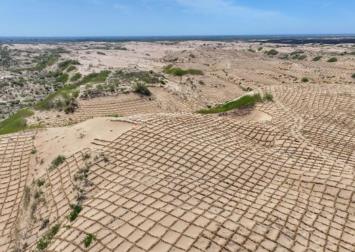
[
  {"xmin": 83, "ymin": 233, "xmax": 96, "ymax": 248},
  {"xmin": 265, "ymin": 49, "xmax": 279, "ymax": 56},
  {"xmin": 68, "ymin": 204, "xmax": 82, "ymax": 222},
  {"xmin": 352, "ymin": 73, "xmax": 355, "ymax": 79},
  {"xmin": 327, "ymin": 57, "xmax": 338, "ymax": 62},
  {"xmin": 133, "ymin": 83, "xmax": 151, "ymax": 96},
  {"xmin": 312, "ymin": 56, "xmax": 322, "ymax": 61},
  {"xmin": 301, "ymin": 77, "xmax": 309, "ymax": 83},
  {"xmin": 58, "ymin": 59, "xmax": 80, "ymax": 71},
  {"xmin": 163, "ymin": 65, "xmax": 203, "ymax": 76},
  {"xmin": 50, "ymin": 155, "xmax": 66, "ymax": 170},
  {"xmin": 79, "ymin": 70, "xmax": 111, "ymax": 84}
]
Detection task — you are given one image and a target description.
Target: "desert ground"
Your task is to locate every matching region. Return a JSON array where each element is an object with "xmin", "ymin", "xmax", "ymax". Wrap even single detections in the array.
[{"xmin": 0, "ymin": 40, "xmax": 355, "ymax": 251}]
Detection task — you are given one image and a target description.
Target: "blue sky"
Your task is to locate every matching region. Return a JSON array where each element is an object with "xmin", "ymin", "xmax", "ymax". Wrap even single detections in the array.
[{"xmin": 0, "ymin": 0, "xmax": 354, "ymax": 36}]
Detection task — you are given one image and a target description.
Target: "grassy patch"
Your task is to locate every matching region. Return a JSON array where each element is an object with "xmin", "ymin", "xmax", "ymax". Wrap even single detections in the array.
[
  {"xmin": 163, "ymin": 65, "xmax": 203, "ymax": 76},
  {"xmin": 66, "ymin": 65, "xmax": 77, "ymax": 72},
  {"xmin": 327, "ymin": 57, "xmax": 338, "ymax": 62},
  {"xmin": 35, "ymin": 84, "xmax": 78, "ymax": 111},
  {"xmin": 133, "ymin": 83, "xmax": 151, "ymax": 96},
  {"xmin": 55, "ymin": 73, "xmax": 69, "ymax": 83},
  {"xmin": 49, "ymin": 155, "xmax": 66, "ymax": 170},
  {"xmin": 312, "ymin": 56, "xmax": 322, "ymax": 61},
  {"xmin": 68, "ymin": 204, "xmax": 82, "ymax": 222},
  {"xmin": 198, "ymin": 93, "xmax": 273, "ymax": 114},
  {"xmin": 79, "ymin": 70, "xmax": 111, "ymax": 84},
  {"xmin": 0, "ymin": 109, "xmax": 34, "ymax": 135},
  {"xmin": 36, "ymin": 224, "xmax": 60, "ymax": 251},
  {"xmin": 83, "ymin": 233, "xmax": 96, "ymax": 248}
]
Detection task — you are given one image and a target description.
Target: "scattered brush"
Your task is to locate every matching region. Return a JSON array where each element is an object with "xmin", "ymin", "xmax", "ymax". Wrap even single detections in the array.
[
  {"xmin": 301, "ymin": 77, "xmax": 309, "ymax": 83},
  {"xmin": 79, "ymin": 70, "xmax": 111, "ymax": 84},
  {"xmin": 58, "ymin": 59, "xmax": 80, "ymax": 71},
  {"xmin": 352, "ymin": 73, "xmax": 355, "ymax": 79},
  {"xmin": 70, "ymin": 73, "xmax": 82, "ymax": 82},
  {"xmin": 312, "ymin": 56, "xmax": 322, "ymax": 61}
]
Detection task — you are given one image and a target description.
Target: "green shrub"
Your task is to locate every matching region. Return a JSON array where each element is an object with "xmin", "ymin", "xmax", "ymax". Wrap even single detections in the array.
[
  {"xmin": 37, "ymin": 224, "xmax": 60, "ymax": 250},
  {"xmin": 83, "ymin": 233, "xmax": 96, "ymax": 248},
  {"xmin": 55, "ymin": 73, "xmax": 69, "ymax": 83},
  {"xmin": 35, "ymin": 85, "xmax": 78, "ymax": 111},
  {"xmin": 133, "ymin": 83, "xmax": 151, "ymax": 96},
  {"xmin": 263, "ymin": 92, "xmax": 274, "ymax": 101},
  {"xmin": 70, "ymin": 73, "xmax": 82, "ymax": 82},
  {"xmin": 312, "ymin": 56, "xmax": 322, "ymax": 61},
  {"xmin": 327, "ymin": 57, "xmax": 338, "ymax": 62},
  {"xmin": 352, "ymin": 73, "xmax": 355, "ymax": 79},
  {"xmin": 68, "ymin": 204, "xmax": 82, "ymax": 222},
  {"xmin": 265, "ymin": 49, "xmax": 279, "ymax": 56},
  {"xmin": 301, "ymin": 77, "xmax": 309, "ymax": 83},
  {"xmin": 163, "ymin": 65, "xmax": 203, "ymax": 76},
  {"xmin": 50, "ymin": 155, "xmax": 66, "ymax": 170},
  {"xmin": 0, "ymin": 109, "xmax": 34, "ymax": 135}
]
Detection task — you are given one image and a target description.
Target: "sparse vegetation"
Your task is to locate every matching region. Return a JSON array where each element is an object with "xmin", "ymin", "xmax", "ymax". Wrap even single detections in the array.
[
  {"xmin": 36, "ymin": 224, "xmax": 60, "ymax": 250},
  {"xmin": 302, "ymin": 77, "xmax": 309, "ymax": 83},
  {"xmin": 133, "ymin": 83, "xmax": 152, "ymax": 96},
  {"xmin": 36, "ymin": 179, "xmax": 45, "ymax": 187},
  {"xmin": 83, "ymin": 233, "xmax": 96, "ymax": 248},
  {"xmin": 23, "ymin": 186, "xmax": 31, "ymax": 209},
  {"xmin": 198, "ymin": 93, "xmax": 273, "ymax": 114},
  {"xmin": 327, "ymin": 57, "xmax": 338, "ymax": 62},
  {"xmin": 163, "ymin": 65, "xmax": 203, "ymax": 76},
  {"xmin": 79, "ymin": 70, "xmax": 111, "ymax": 84},
  {"xmin": 49, "ymin": 155, "xmax": 66, "ymax": 170},
  {"xmin": 35, "ymin": 53, "xmax": 60, "ymax": 71},
  {"xmin": 0, "ymin": 109, "xmax": 34, "ymax": 135},
  {"xmin": 68, "ymin": 204, "xmax": 82, "ymax": 222},
  {"xmin": 58, "ymin": 59, "xmax": 80, "ymax": 71},
  {"xmin": 352, "ymin": 73, "xmax": 355, "ymax": 79},
  {"xmin": 312, "ymin": 56, "xmax": 322, "ymax": 61}
]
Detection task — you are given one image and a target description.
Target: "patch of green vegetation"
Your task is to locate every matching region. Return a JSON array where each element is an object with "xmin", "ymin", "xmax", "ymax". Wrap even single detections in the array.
[
  {"xmin": 112, "ymin": 70, "xmax": 164, "ymax": 84},
  {"xmin": 49, "ymin": 155, "xmax": 66, "ymax": 170},
  {"xmin": 55, "ymin": 73, "xmax": 69, "ymax": 83},
  {"xmin": 327, "ymin": 57, "xmax": 338, "ymax": 62},
  {"xmin": 36, "ymin": 224, "xmax": 60, "ymax": 251},
  {"xmin": 35, "ymin": 53, "xmax": 60, "ymax": 71},
  {"xmin": 66, "ymin": 65, "xmax": 77, "ymax": 72},
  {"xmin": 198, "ymin": 93, "xmax": 273, "ymax": 114},
  {"xmin": 0, "ymin": 109, "xmax": 34, "ymax": 135},
  {"xmin": 265, "ymin": 49, "xmax": 279, "ymax": 56},
  {"xmin": 36, "ymin": 179, "xmax": 45, "ymax": 187},
  {"xmin": 35, "ymin": 84, "xmax": 78, "ymax": 111},
  {"xmin": 133, "ymin": 83, "xmax": 151, "ymax": 96},
  {"xmin": 58, "ymin": 59, "xmax": 80, "ymax": 71},
  {"xmin": 68, "ymin": 204, "xmax": 82, "ymax": 222},
  {"xmin": 83, "ymin": 233, "xmax": 96, "ymax": 248},
  {"xmin": 79, "ymin": 70, "xmax": 111, "ymax": 84},
  {"xmin": 312, "ymin": 56, "xmax": 322, "ymax": 61},
  {"xmin": 163, "ymin": 65, "xmax": 203, "ymax": 76},
  {"xmin": 352, "ymin": 73, "xmax": 355, "ymax": 79},
  {"xmin": 23, "ymin": 186, "xmax": 31, "ymax": 209},
  {"xmin": 302, "ymin": 77, "xmax": 309, "ymax": 83},
  {"xmin": 70, "ymin": 73, "xmax": 82, "ymax": 82}
]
